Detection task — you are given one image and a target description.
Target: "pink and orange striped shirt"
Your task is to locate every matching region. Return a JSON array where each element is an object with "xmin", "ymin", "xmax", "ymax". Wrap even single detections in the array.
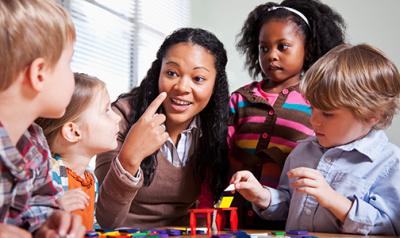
[
  {"xmin": 229, "ymin": 81, "xmax": 313, "ymax": 186},
  {"xmin": 228, "ymin": 81, "xmax": 314, "ymax": 228}
]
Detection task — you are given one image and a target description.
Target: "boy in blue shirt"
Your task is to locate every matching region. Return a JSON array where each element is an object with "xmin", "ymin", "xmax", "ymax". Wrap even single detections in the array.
[
  {"xmin": 0, "ymin": 0, "xmax": 85, "ymax": 237},
  {"xmin": 231, "ymin": 44, "xmax": 400, "ymax": 235}
]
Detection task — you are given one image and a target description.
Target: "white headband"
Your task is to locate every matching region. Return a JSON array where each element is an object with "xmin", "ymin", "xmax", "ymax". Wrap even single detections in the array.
[{"xmin": 267, "ymin": 6, "xmax": 310, "ymax": 28}]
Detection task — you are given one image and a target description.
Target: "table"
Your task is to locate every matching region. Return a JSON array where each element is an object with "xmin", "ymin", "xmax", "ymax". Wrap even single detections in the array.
[
  {"xmin": 90, "ymin": 228, "xmax": 396, "ymax": 238},
  {"xmin": 242, "ymin": 230, "xmax": 396, "ymax": 238}
]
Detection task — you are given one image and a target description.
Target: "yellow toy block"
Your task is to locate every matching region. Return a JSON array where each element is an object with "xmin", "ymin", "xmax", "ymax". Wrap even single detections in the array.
[{"xmin": 217, "ymin": 196, "xmax": 234, "ymax": 208}]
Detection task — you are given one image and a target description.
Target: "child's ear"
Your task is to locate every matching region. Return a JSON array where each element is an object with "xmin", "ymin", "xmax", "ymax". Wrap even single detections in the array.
[
  {"xmin": 61, "ymin": 122, "xmax": 81, "ymax": 143},
  {"xmin": 26, "ymin": 57, "xmax": 47, "ymax": 92},
  {"xmin": 367, "ymin": 116, "xmax": 379, "ymax": 127}
]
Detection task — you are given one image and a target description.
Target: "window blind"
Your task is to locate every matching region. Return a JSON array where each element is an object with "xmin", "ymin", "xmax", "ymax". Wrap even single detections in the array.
[{"xmin": 60, "ymin": 0, "xmax": 190, "ymax": 100}]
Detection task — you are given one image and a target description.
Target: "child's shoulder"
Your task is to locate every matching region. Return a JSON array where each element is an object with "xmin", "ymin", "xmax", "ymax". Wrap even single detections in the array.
[
  {"xmin": 230, "ymin": 81, "xmax": 263, "ymax": 103},
  {"xmin": 382, "ymin": 139, "xmax": 400, "ymax": 163},
  {"xmin": 367, "ymin": 132, "xmax": 400, "ymax": 180},
  {"xmin": 285, "ymin": 136, "xmax": 320, "ymax": 167},
  {"xmin": 284, "ymin": 136, "xmax": 318, "ymax": 161},
  {"xmin": 232, "ymin": 81, "xmax": 261, "ymax": 94},
  {"xmin": 30, "ymin": 123, "xmax": 50, "ymax": 147},
  {"xmin": 291, "ymin": 136, "xmax": 317, "ymax": 153},
  {"xmin": 357, "ymin": 130, "xmax": 400, "ymax": 162},
  {"xmin": 50, "ymin": 155, "xmax": 67, "ymax": 177}
]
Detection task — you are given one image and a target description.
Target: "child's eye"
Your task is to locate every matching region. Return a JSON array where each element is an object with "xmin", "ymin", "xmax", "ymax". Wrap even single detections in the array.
[
  {"xmin": 322, "ymin": 111, "xmax": 334, "ymax": 117},
  {"xmin": 166, "ymin": 70, "xmax": 178, "ymax": 77},
  {"xmin": 278, "ymin": 44, "xmax": 289, "ymax": 51},
  {"xmin": 259, "ymin": 45, "xmax": 268, "ymax": 53}
]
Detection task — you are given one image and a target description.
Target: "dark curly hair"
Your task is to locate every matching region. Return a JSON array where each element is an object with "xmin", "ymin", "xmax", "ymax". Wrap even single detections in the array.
[
  {"xmin": 119, "ymin": 28, "xmax": 229, "ymax": 201},
  {"xmin": 236, "ymin": 0, "xmax": 346, "ymax": 79}
]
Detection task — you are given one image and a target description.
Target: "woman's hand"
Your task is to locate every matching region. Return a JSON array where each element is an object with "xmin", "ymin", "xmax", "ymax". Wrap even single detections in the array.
[
  {"xmin": 230, "ymin": 170, "xmax": 271, "ymax": 209},
  {"xmin": 119, "ymin": 92, "xmax": 169, "ymax": 175},
  {"xmin": 57, "ymin": 188, "xmax": 89, "ymax": 212}
]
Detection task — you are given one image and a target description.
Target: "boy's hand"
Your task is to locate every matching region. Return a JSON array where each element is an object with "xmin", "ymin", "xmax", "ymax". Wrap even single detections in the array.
[
  {"xmin": 57, "ymin": 188, "xmax": 89, "ymax": 212},
  {"xmin": 34, "ymin": 210, "xmax": 85, "ymax": 238},
  {"xmin": 288, "ymin": 167, "xmax": 352, "ymax": 222},
  {"xmin": 288, "ymin": 167, "xmax": 335, "ymax": 207},
  {"xmin": 230, "ymin": 170, "xmax": 271, "ymax": 209},
  {"xmin": 119, "ymin": 92, "xmax": 169, "ymax": 175},
  {"xmin": 0, "ymin": 223, "xmax": 32, "ymax": 238}
]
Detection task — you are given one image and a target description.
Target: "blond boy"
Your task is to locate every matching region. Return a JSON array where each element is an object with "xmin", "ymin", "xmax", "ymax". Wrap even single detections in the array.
[
  {"xmin": 0, "ymin": 0, "xmax": 85, "ymax": 237},
  {"xmin": 231, "ymin": 44, "xmax": 400, "ymax": 235}
]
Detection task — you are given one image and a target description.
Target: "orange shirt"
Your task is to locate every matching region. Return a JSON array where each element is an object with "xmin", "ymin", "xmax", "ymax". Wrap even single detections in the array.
[{"xmin": 66, "ymin": 168, "xmax": 95, "ymax": 230}]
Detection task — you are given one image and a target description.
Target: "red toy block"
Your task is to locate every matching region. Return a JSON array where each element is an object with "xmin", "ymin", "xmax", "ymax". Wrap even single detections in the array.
[
  {"xmin": 189, "ymin": 208, "xmax": 215, "ymax": 235},
  {"xmin": 216, "ymin": 207, "xmax": 238, "ymax": 232},
  {"xmin": 189, "ymin": 207, "xmax": 238, "ymax": 235}
]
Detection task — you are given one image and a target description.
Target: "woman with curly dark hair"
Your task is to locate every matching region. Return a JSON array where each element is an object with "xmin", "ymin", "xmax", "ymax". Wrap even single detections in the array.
[
  {"xmin": 230, "ymin": 0, "xmax": 346, "ymax": 228},
  {"xmin": 95, "ymin": 28, "xmax": 230, "ymax": 229}
]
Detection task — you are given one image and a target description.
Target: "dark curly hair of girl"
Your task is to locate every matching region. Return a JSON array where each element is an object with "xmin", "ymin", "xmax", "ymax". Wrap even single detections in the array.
[
  {"xmin": 236, "ymin": 0, "xmax": 346, "ymax": 79},
  {"xmin": 117, "ymin": 27, "xmax": 229, "ymax": 201}
]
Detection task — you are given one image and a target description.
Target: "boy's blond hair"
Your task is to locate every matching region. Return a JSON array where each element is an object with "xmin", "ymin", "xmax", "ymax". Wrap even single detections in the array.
[
  {"xmin": 300, "ymin": 43, "xmax": 400, "ymax": 129},
  {"xmin": 36, "ymin": 73, "xmax": 105, "ymax": 149},
  {"xmin": 0, "ymin": 0, "xmax": 75, "ymax": 91}
]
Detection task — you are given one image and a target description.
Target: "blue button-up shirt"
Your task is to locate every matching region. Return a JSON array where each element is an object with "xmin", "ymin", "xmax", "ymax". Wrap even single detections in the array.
[{"xmin": 255, "ymin": 130, "xmax": 400, "ymax": 235}]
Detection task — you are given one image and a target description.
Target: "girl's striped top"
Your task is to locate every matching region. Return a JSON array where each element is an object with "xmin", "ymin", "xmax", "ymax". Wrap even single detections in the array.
[
  {"xmin": 228, "ymin": 81, "xmax": 314, "ymax": 228},
  {"xmin": 228, "ymin": 81, "xmax": 314, "ymax": 187}
]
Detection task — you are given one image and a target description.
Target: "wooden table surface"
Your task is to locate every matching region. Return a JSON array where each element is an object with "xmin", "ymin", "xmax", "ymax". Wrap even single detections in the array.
[
  {"xmin": 235, "ymin": 230, "xmax": 396, "ymax": 238},
  {"xmin": 177, "ymin": 230, "xmax": 396, "ymax": 238},
  {"xmin": 93, "ymin": 228, "xmax": 396, "ymax": 238}
]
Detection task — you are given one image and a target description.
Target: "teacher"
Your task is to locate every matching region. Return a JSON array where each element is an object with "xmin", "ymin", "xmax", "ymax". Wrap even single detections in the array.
[{"xmin": 95, "ymin": 28, "xmax": 230, "ymax": 229}]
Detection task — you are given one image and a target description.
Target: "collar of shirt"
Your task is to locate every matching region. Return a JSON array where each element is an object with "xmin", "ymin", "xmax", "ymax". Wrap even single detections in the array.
[
  {"xmin": 0, "ymin": 122, "xmax": 49, "ymax": 180},
  {"xmin": 181, "ymin": 116, "xmax": 201, "ymax": 134},
  {"xmin": 158, "ymin": 116, "xmax": 202, "ymax": 167},
  {"xmin": 336, "ymin": 130, "xmax": 387, "ymax": 161},
  {"xmin": 302, "ymin": 130, "xmax": 388, "ymax": 162}
]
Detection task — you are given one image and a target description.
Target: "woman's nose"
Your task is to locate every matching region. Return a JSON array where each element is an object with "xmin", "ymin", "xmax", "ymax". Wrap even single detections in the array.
[{"xmin": 174, "ymin": 76, "xmax": 190, "ymax": 93}]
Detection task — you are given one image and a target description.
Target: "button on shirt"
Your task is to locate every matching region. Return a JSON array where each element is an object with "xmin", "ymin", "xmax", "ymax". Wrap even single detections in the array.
[
  {"xmin": 0, "ymin": 122, "xmax": 59, "ymax": 232},
  {"xmin": 255, "ymin": 130, "xmax": 400, "ymax": 235}
]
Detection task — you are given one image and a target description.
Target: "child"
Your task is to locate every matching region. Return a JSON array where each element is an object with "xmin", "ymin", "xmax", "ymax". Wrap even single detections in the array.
[
  {"xmin": 0, "ymin": 0, "xmax": 85, "ymax": 237},
  {"xmin": 230, "ymin": 0, "xmax": 346, "ymax": 228},
  {"xmin": 36, "ymin": 73, "xmax": 121, "ymax": 230},
  {"xmin": 231, "ymin": 44, "xmax": 400, "ymax": 235}
]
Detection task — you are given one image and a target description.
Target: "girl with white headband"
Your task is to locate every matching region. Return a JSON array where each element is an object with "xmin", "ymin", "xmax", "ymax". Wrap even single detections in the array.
[{"xmin": 228, "ymin": 0, "xmax": 346, "ymax": 229}]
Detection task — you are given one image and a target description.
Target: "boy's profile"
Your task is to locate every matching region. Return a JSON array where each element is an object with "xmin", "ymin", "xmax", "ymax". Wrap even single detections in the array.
[{"xmin": 0, "ymin": 0, "xmax": 85, "ymax": 237}]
